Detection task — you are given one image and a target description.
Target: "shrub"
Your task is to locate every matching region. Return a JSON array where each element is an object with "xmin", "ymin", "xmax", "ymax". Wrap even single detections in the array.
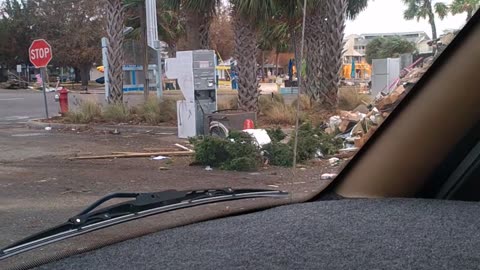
[
  {"xmin": 317, "ymin": 132, "xmax": 344, "ymax": 156},
  {"xmin": 103, "ymin": 103, "xmax": 131, "ymax": 123},
  {"xmin": 64, "ymin": 100, "xmax": 101, "ymax": 124},
  {"xmin": 191, "ymin": 131, "xmax": 261, "ymax": 171},
  {"xmin": 222, "ymin": 157, "xmax": 258, "ymax": 171},
  {"xmin": 262, "ymin": 143, "xmax": 293, "ymax": 167},
  {"xmin": 192, "ymin": 136, "xmax": 230, "ymax": 167},
  {"xmin": 267, "ymin": 127, "xmax": 287, "ymax": 142},
  {"xmin": 288, "ymin": 122, "xmax": 343, "ymax": 161}
]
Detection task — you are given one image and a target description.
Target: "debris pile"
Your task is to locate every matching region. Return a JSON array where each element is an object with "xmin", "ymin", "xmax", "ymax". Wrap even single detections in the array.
[
  {"xmin": 327, "ymin": 56, "xmax": 436, "ymax": 149},
  {"xmin": 0, "ymin": 72, "xmax": 29, "ymax": 89}
]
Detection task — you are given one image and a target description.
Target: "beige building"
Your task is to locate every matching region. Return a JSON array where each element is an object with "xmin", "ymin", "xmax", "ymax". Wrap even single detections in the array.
[{"xmin": 343, "ymin": 31, "xmax": 433, "ymax": 63}]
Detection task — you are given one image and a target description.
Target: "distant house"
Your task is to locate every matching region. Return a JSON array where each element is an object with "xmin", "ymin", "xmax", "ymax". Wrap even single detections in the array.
[
  {"xmin": 343, "ymin": 34, "xmax": 365, "ymax": 64},
  {"xmin": 343, "ymin": 31, "xmax": 433, "ymax": 64},
  {"xmin": 263, "ymin": 52, "xmax": 295, "ymax": 76}
]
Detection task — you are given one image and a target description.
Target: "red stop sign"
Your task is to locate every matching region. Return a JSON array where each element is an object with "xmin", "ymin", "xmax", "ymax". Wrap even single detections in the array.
[{"xmin": 29, "ymin": 39, "xmax": 53, "ymax": 68}]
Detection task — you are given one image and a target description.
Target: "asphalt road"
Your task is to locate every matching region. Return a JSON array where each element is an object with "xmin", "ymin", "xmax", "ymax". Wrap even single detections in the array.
[
  {"xmin": 0, "ymin": 89, "xmax": 60, "ymax": 125},
  {"xmin": 0, "ymin": 88, "xmax": 340, "ymax": 269}
]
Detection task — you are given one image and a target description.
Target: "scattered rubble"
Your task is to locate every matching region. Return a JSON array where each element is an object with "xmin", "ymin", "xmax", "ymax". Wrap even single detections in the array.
[{"xmin": 326, "ymin": 56, "xmax": 435, "ymax": 149}]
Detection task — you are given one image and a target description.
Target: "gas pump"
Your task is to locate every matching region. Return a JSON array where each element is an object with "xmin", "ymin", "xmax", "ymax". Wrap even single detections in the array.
[{"xmin": 165, "ymin": 50, "xmax": 217, "ymax": 138}]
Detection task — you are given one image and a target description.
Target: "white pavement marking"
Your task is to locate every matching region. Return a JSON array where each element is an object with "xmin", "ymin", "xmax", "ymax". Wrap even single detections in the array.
[
  {"xmin": 0, "ymin": 97, "xmax": 25, "ymax": 101},
  {"xmin": 2, "ymin": 116, "xmax": 30, "ymax": 121},
  {"xmin": 11, "ymin": 133, "xmax": 46, "ymax": 137}
]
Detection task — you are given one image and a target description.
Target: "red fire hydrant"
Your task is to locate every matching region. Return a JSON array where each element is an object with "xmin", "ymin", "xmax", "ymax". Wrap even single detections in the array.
[{"xmin": 55, "ymin": 87, "xmax": 69, "ymax": 115}]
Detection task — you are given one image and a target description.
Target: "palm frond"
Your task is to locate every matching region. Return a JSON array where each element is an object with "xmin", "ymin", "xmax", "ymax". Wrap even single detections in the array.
[
  {"xmin": 434, "ymin": 2, "xmax": 449, "ymax": 20},
  {"xmin": 347, "ymin": 0, "xmax": 369, "ymax": 19}
]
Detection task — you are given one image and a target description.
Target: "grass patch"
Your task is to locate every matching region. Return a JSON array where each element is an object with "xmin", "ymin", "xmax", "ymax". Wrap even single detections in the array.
[
  {"xmin": 292, "ymin": 94, "xmax": 313, "ymax": 111},
  {"xmin": 103, "ymin": 103, "xmax": 131, "ymax": 123},
  {"xmin": 64, "ymin": 100, "xmax": 102, "ymax": 124},
  {"xmin": 263, "ymin": 104, "xmax": 296, "ymax": 126},
  {"xmin": 138, "ymin": 98, "xmax": 177, "ymax": 125},
  {"xmin": 217, "ymin": 96, "xmax": 238, "ymax": 111},
  {"xmin": 338, "ymin": 87, "xmax": 372, "ymax": 111},
  {"xmin": 258, "ymin": 93, "xmax": 285, "ymax": 115}
]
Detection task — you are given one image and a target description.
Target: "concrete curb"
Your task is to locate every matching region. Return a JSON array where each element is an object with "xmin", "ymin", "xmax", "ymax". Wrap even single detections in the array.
[{"xmin": 26, "ymin": 119, "xmax": 177, "ymax": 134}]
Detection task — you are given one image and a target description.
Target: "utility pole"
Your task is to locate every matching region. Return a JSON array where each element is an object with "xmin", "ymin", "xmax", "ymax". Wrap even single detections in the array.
[{"xmin": 140, "ymin": 2, "xmax": 150, "ymax": 101}]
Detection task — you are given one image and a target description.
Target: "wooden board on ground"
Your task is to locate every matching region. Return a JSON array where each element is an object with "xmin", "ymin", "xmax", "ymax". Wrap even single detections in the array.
[{"xmin": 70, "ymin": 151, "xmax": 195, "ymax": 160}]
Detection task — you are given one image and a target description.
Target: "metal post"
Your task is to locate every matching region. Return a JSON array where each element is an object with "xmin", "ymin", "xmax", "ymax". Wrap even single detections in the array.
[
  {"xmin": 154, "ymin": 40, "xmax": 163, "ymax": 98},
  {"xmin": 101, "ymin": 37, "xmax": 110, "ymax": 102},
  {"xmin": 40, "ymin": 68, "xmax": 49, "ymax": 119},
  {"xmin": 292, "ymin": 0, "xmax": 308, "ymax": 169},
  {"xmin": 140, "ymin": 3, "xmax": 150, "ymax": 101}
]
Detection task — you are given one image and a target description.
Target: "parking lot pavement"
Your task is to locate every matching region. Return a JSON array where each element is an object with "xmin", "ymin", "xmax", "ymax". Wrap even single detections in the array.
[{"xmin": 0, "ymin": 125, "xmax": 336, "ymax": 269}]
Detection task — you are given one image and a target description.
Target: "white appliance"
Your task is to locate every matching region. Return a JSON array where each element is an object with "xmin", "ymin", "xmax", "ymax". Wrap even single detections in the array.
[
  {"xmin": 165, "ymin": 50, "xmax": 217, "ymax": 138},
  {"xmin": 372, "ymin": 58, "xmax": 401, "ymax": 96}
]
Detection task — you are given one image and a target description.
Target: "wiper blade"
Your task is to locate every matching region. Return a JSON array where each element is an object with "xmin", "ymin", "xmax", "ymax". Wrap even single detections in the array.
[{"xmin": 1, "ymin": 188, "xmax": 287, "ymax": 260}]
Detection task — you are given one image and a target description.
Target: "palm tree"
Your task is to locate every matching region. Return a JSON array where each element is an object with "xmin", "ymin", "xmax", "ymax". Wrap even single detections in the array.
[
  {"xmin": 402, "ymin": 0, "xmax": 440, "ymax": 41},
  {"xmin": 156, "ymin": 4, "xmax": 184, "ymax": 57},
  {"xmin": 434, "ymin": 2, "xmax": 449, "ymax": 20},
  {"xmin": 230, "ymin": 0, "xmax": 276, "ymax": 112},
  {"xmin": 106, "ymin": 0, "xmax": 126, "ymax": 103},
  {"xmin": 166, "ymin": 0, "xmax": 219, "ymax": 50},
  {"xmin": 450, "ymin": 0, "xmax": 479, "ymax": 21},
  {"xmin": 302, "ymin": 0, "xmax": 368, "ymax": 108}
]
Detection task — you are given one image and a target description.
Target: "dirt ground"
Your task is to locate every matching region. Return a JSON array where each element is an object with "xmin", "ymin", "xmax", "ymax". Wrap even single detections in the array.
[{"xmin": 0, "ymin": 124, "xmax": 342, "ymax": 269}]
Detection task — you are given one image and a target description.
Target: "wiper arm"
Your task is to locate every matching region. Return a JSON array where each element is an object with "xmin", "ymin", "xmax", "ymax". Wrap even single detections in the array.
[{"xmin": 0, "ymin": 188, "xmax": 288, "ymax": 260}]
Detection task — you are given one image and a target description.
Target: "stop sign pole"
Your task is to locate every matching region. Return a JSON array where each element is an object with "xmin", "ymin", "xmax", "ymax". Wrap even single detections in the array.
[{"xmin": 29, "ymin": 39, "xmax": 53, "ymax": 119}]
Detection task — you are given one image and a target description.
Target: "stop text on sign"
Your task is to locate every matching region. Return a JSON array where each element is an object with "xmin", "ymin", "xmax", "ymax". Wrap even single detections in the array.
[
  {"xmin": 30, "ymin": 48, "xmax": 51, "ymax": 60},
  {"xmin": 29, "ymin": 39, "xmax": 53, "ymax": 68}
]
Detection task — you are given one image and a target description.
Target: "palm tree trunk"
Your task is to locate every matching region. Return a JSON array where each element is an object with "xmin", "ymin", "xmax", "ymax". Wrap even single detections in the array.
[
  {"xmin": 426, "ymin": 0, "xmax": 438, "ymax": 40},
  {"xmin": 184, "ymin": 10, "xmax": 212, "ymax": 50},
  {"xmin": 184, "ymin": 10, "xmax": 202, "ymax": 50},
  {"xmin": 233, "ymin": 11, "xmax": 259, "ymax": 112},
  {"xmin": 426, "ymin": 0, "xmax": 438, "ymax": 55},
  {"xmin": 304, "ymin": 4, "xmax": 325, "ymax": 101},
  {"xmin": 106, "ymin": 0, "xmax": 125, "ymax": 103},
  {"xmin": 319, "ymin": 0, "xmax": 348, "ymax": 109},
  {"xmin": 199, "ymin": 14, "xmax": 212, "ymax": 49}
]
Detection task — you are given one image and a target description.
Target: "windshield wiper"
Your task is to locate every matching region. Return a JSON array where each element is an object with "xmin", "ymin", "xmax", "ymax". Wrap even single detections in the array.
[{"xmin": 1, "ymin": 188, "xmax": 288, "ymax": 260}]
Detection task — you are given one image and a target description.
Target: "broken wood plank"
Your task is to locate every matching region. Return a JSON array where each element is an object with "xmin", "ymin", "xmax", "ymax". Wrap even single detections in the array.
[
  {"xmin": 143, "ymin": 147, "xmax": 177, "ymax": 152},
  {"xmin": 70, "ymin": 151, "xmax": 194, "ymax": 160},
  {"xmin": 174, "ymin": 143, "xmax": 194, "ymax": 152}
]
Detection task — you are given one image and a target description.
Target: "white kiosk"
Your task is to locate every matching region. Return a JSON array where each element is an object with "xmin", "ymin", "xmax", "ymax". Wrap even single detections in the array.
[{"xmin": 165, "ymin": 50, "xmax": 217, "ymax": 138}]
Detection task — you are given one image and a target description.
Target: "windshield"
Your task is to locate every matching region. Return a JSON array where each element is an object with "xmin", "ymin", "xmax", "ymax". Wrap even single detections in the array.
[{"xmin": 0, "ymin": 0, "xmax": 477, "ymax": 266}]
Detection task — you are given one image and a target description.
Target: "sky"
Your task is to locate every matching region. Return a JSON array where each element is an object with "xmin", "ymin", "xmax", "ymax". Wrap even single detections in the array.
[{"xmin": 345, "ymin": 0, "xmax": 469, "ymax": 38}]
